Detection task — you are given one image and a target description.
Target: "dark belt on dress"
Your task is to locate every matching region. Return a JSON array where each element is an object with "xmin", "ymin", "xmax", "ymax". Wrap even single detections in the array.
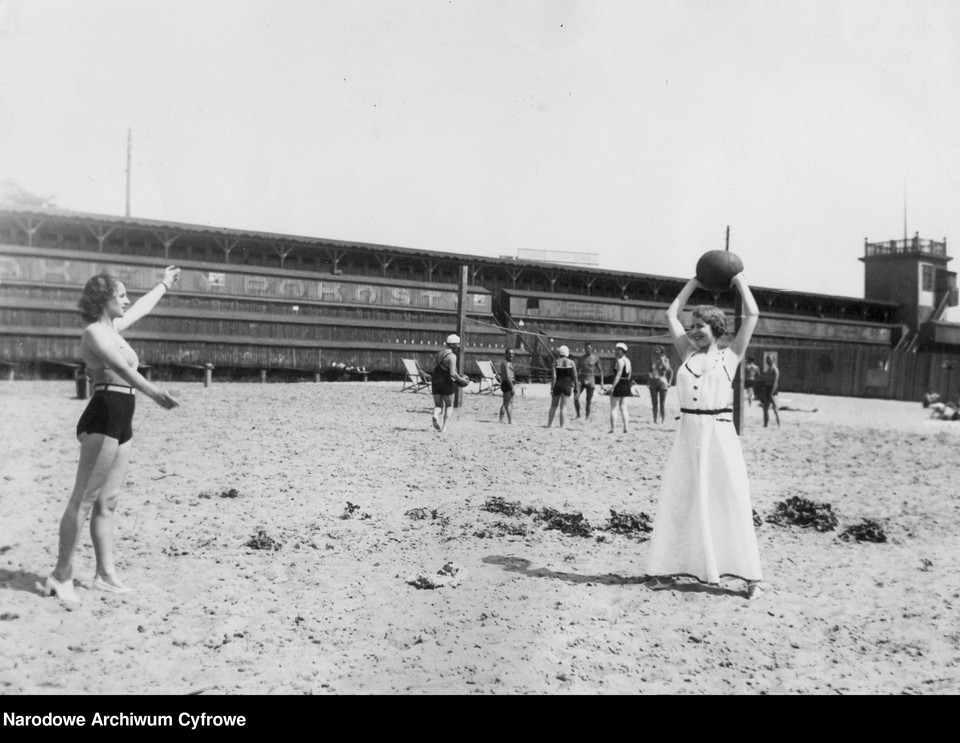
[
  {"xmin": 681, "ymin": 407, "xmax": 732, "ymax": 415},
  {"xmin": 93, "ymin": 383, "xmax": 135, "ymax": 395}
]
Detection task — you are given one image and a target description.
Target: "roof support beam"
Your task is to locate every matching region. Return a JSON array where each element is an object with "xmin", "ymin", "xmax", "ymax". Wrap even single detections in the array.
[
  {"xmin": 15, "ymin": 217, "xmax": 45, "ymax": 247},
  {"xmin": 214, "ymin": 236, "xmax": 239, "ymax": 263},
  {"xmin": 86, "ymin": 224, "xmax": 114, "ymax": 252},
  {"xmin": 272, "ymin": 242, "xmax": 296, "ymax": 269},
  {"xmin": 153, "ymin": 230, "xmax": 181, "ymax": 261},
  {"xmin": 323, "ymin": 248, "xmax": 347, "ymax": 273}
]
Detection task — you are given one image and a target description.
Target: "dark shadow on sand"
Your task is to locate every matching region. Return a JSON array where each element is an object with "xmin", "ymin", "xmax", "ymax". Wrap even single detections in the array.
[
  {"xmin": 659, "ymin": 581, "xmax": 746, "ymax": 599},
  {"xmin": 0, "ymin": 568, "xmax": 49, "ymax": 595},
  {"xmin": 482, "ymin": 555, "xmax": 647, "ymax": 586},
  {"xmin": 483, "ymin": 556, "xmax": 748, "ymax": 597}
]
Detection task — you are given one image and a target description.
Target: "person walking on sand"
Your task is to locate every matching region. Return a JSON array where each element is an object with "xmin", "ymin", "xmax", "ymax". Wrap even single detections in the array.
[
  {"xmin": 43, "ymin": 267, "xmax": 182, "ymax": 603},
  {"xmin": 573, "ymin": 342, "xmax": 603, "ymax": 420},
  {"xmin": 744, "ymin": 356, "xmax": 760, "ymax": 405},
  {"xmin": 645, "ymin": 273, "xmax": 765, "ymax": 600},
  {"xmin": 499, "ymin": 348, "xmax": 516, "ymax": 424},
  {"xmin": 609, "ymin": 342, "xmax": 633, "ymax": 433},
  {"xmin": 647, "ymin": 346, "xmax": 673, "ymax": 424},
  {"xmin": 757, "ymin": 355, "xmax": 781, "ymax": 428},
  {"xmin": 547, "ymin": 346, "xmax": 578, "ymax": 428},
  {"xmin": 431, "ymin": 334, "xmax": 470, "ymax": 432}
]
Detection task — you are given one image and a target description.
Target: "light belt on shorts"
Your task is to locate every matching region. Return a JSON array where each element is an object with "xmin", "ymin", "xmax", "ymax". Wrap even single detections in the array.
[
  {"xmin": 680, "ymin": 407, "xmax": 732, "ymax": 415},
  {"xmin": 93, "ymin": 383, "xmax": 135, "ymax": 395}
]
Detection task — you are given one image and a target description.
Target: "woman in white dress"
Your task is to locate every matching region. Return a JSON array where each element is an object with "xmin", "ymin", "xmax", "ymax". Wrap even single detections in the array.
[{"xmin": 645, "ymin": 273, "xmax": 763, "ymax": 599}]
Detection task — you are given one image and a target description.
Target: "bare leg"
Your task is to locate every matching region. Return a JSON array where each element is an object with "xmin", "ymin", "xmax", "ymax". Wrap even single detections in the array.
[
  {"xmin": 50, "ymin": 433, "xmax": 122, "ymax": 600},
  {"xmin": 90, "ymin": 441, "xmax": 133, "ymax": 589},
  {"xmin": 620, "ymin": 398, "xmax": 629, "ymax": 432},
  {"xmin": 547, "ymin": 396, "xmax": 560, "ymax": 427},
  {"xmin": 648, "ymin": 388, "xmax": 658, "ymax": 422},
  {"xmin": 573, "ymin": 390, "xmax": 581, "ymax": 419},
  {"xmin": 558, "ymin": 396, "xmax": 568, "ymax": 427},
  {"xmin": 441, "ymin": 396, "xmax": 455, "ymax": 431},
  {"xmin": 431, "ymin": 395, "xmax": 443, "ymax": 430},
  {"xmin": 770, "ymin": 398, "xmax": 781, "ymax": 427},
  {"xmin": 584, "ymin": 385, "xmax": 594, "ymax": 419},
  {"xmin": 500, "ymin": 391, "xmax": 514, "ymax": 423},
  {"xmin": 658, "ymin": 389, "xmax": 668, "ymax": 423}
]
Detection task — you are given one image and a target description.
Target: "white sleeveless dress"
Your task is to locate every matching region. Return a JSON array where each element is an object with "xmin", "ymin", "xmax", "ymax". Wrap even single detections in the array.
[{"xmin": 646, "ymin": 348, "xmax": 762, "ymax": 584}]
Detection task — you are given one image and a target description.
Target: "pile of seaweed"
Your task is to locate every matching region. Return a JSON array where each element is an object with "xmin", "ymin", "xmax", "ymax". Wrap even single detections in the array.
[
  {"xmin": 765, "ymin": 496, "xmax": 838, "ymax": 532},
  {"xmin": 480, "ymin": 497, "xmax": 532, "ymax": 518},
  {"xmin": 199, "ymin": 487, "xmax": 239, "ymax": 499},
  {"xmin": 478, "ymin": 498, "xmax": 652, "ymax": 540},
  {"xmin": 473, "ymin": 521, "xmax": 532, "ymax": 539},
  {"xmin": 341, "ymin": 502, "xmax": 371, "ymax": 520},
  {"xmin": 245, "ymin": 527, "xmax": 282, "ymax": 551},
  {"xmin": 533, "ymin": 508, "xmax": 594, "ymax": 538},
  {"xmin": 605, "ymin": 509, "xmax": 653, "ymax": 535},
  {"xmin": 839, "ymin": 519, "xmax": 887, "ymax": 543}
]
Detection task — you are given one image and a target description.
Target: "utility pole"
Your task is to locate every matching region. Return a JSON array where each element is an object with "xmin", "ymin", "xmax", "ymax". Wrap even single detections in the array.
[
  {"xmin": 454, "ymin": 265, "xmax": 468, "ymax": 408},
  {"xmin": 125, "ymin": 129, "xmax": 132, "ymax": 217},
  {"xmin": 729, "ymin": 226, "xmax": 744, "ymax": 436}
]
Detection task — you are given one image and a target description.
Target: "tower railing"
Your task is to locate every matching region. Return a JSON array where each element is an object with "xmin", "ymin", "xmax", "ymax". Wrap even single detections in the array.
[{"xmin": 864, "ymin": 237, "xmax": 947, "ymax": 258}]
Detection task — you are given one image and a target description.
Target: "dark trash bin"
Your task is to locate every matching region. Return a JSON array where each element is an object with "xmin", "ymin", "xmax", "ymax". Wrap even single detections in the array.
[{"xmin": 75, "ymin": 370, "xmax": 89, "ymax": 400}]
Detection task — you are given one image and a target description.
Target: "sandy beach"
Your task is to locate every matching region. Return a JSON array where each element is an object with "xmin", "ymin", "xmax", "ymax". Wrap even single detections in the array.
[{"xmin": 1, "ymin": 379, "xmax": 958, "ymax": 695}]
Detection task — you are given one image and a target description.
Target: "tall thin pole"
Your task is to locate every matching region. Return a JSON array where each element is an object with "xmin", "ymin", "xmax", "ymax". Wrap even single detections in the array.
[
  {"xmin": 125, "ymin": 129, "xmax": 132, "ymax": 217},
  {"xmin": 729, "ymin": 226, "xmax": 744, "ymax": 436},
  {"xmin": 903, "ymin": 179, "xmax": 907, "ymax": 243},
  {"xmin": 454, "ymin": 265, "xmax": 468, "ymax": 408}
]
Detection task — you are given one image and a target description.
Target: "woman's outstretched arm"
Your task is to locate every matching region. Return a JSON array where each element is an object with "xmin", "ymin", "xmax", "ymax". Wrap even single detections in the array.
[{"xmin": 115, "ymin": 266, "xmax": 180, "ymax": 331}]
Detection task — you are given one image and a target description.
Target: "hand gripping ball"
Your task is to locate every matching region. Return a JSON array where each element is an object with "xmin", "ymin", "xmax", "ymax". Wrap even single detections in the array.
[
  {"xmin": 455, "ymin": 377, "xmax": 470, "ymax": 388},
  {"xmin": 695, "ymin": 250, "xmax": 744, "ymax": 291}
]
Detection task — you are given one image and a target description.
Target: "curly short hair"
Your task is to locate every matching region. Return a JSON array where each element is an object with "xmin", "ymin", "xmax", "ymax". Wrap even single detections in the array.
[
  {"xmin": 78, "ymin": 273, "xmax": 120, "ymax": 323},
  {"xmin": 691, "ymin": 305, "xmax": 727, "ymax": 340}
]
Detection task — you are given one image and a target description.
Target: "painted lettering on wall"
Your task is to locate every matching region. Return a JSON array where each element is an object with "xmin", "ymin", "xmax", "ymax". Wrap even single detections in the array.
[{"xmin": 2, "ymin": 254, "xmax": 492, "ymax": 312}]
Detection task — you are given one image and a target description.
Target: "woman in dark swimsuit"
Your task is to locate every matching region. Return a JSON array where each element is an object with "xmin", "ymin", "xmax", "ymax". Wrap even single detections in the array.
[
  {"xmin": 609, "ymin": 342, "xmax": 633, "ymax": 433},
  {"xmin": 547, "ymin": 345, "xmax": 579, "ymax": 428},
  {"xmin": 431, "ymin": 334, "xmax": 470, "ymax": 432},
  {"xmin": 43, "ymin": 268, "xmax": 181, "ymax": 603}
]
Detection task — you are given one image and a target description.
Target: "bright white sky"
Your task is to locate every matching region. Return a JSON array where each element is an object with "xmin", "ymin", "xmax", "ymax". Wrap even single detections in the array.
[{"xmin": 2, "ymin": 0, "xmax": 959, "ymax": 304}]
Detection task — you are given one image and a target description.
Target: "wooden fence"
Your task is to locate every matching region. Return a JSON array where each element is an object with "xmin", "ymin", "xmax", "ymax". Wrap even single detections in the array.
[{"xmin": 751, "ymin": 345, "xmax": 960, "ymax": 402}]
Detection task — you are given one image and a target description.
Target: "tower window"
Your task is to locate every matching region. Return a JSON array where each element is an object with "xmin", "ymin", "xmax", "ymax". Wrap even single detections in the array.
[{"xmin": 921, "ymin": 264, "xmax": 934, "ymax": 291}]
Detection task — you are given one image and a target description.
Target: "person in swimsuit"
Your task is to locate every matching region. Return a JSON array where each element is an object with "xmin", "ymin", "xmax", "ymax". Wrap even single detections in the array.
[
  {"xmin": 573, "ymin": 342, "xmax": 603, "ymax": 420},
  {"xmin": 499, "ymin": 348, "xmax": 516, "ymax": 424},
  {"xmin": 43, "ymin": 267, "xmax": 181, "ymax": 603},
  {"xmin": 645, "ymin": 273, "xmax": 764, "ymax": 600},
  {"xmin": 431, "ymin": 334, "xmax": 470, "ymax": 432},
  {"xmin": 609, "ymin": 342, "xmax": 633, "ymax": 433},
  {"xmin": 757, "ymin": 355, "xmax": 781, "ymax": 428},
  {"xmin": 646, "ymin": 346, "xmax": 673, "ymax": 424},
  {"xmin": 547, "ymin": 345, "xmax": 578, "ymax": 428},
  {"xmin": 743, "ymin": 356, "xmax": 760, "ymax": 405}
]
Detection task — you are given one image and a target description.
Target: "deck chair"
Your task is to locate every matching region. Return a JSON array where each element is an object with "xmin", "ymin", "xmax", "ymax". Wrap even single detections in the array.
[
  {"xmin": 400, "ymin": 358, "xmax": 431, "ymax": 393},
  {"xmin": 474, "ymin": 359, "xmax": 501, "ymax": 395}
]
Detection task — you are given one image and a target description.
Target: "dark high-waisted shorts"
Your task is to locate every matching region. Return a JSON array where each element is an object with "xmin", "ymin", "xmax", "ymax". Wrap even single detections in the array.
[
  {"xmin": 501, "ymin": 381, "xmax": 514, "ymax": 394},
  {"xmin": 76, "ymin": 390, "xmax": 136, "ymax": 444},
  {"xmin": 611, "ymin": 379, "xmax": 633, "ymax": 398},
  {"xmin": 431, "ymin": 376, "xmax": 456, "ymax": 396},
  {"xmin": 552, "ymin": 377, "xmax": 574, "ymax": 397}
]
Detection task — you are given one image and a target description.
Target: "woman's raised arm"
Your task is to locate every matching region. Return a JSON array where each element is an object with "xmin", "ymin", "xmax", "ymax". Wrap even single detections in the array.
[
  {"xmin": 726, "ymin": 273, "xmax": 760, "ymax": 361},
  {"xmin": 665, "ymin": 277, "xmax": 700, "ymax": 357},
  {"xmin": 114, "ymin": 266, "xmax": 180, "ymax": 332}
]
